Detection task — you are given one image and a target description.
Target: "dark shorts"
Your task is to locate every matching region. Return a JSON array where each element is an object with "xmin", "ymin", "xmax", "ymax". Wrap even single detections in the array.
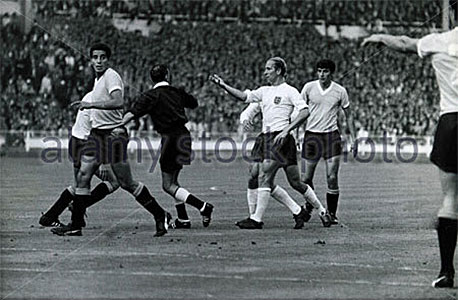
[
  {"xmin": 68, "ymin": 136, "xmax": 97, "ymax": 168},
  {"xmin": 89, "ymin": 127, "xmax": 129, "ymax": 165},
  {"xmin": 251, "ymin": 131, "xmax": 298, "ymax": 166},
  {"xmin": 160, "ymin": 128, "xmax": 192, "ymax": 173},
  {"xmin": 430, "ymin": 112, "xmax": 457, "ymax": 174},
  {"xmin": 301, "ymin": 130, "xmax": 342, "ymax": 161}
]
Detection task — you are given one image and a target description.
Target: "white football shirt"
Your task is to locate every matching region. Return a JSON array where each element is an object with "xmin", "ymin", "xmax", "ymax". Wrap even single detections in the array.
[
  {"xmin": 90, "ymin": 68, "xmax": 124, "ymax": 129},
  {"xmin": 301, "ymin": 80, "xmax": 349, "ymax": 133},
  {"xmin": 72, "ymin": 92, "xmax": 92, "ymax": 140},
  {"xmin": 417, "ymin": 27, "xmax": 458, "ymax": 115},
  {"xmin": 246, "ymin": 82, "xmax": 307, "ymax": 133}
]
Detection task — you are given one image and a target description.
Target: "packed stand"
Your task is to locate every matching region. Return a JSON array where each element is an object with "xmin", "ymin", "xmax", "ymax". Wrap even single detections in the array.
[
  {"xmin": 0, "ymin": 2, "xmax": 442, "ymax": 141},
  {"xmin": 33, "ymin": 0, "xmax": 443, "ymax": 27}
]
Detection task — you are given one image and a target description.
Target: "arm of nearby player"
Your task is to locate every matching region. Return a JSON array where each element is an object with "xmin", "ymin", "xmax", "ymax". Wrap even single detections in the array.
[
  {"xmin": 273, "ymin": 108, "xmax": 310, "ymax": 145},
  {"xmin": 361, "ymin": 34, "xmax": 418, "ymax": 54},
  {"xmin": 121, "ymin": 92, "xmax": 153, "ymax": 125},
  {"xmin": 342, "ymin": 106, "xmax": 358, "ymax": 157},
  {"xmin": 80, "ymin": 89, "xmax": 124, "ymax": 110},
  {"xmin": 240, "ymin": 102, "xmax": 261, "ymax": 131},
  {"xmin": 209, "ymin": 74, "xmax": 248, "ymax": 101}
]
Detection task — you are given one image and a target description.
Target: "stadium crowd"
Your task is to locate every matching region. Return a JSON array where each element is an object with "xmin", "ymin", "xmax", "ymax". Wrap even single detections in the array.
[
  {"xmin": 33, "ymin": 0, "xmax": 442, "ymax": 27},
  {"xmin": 1, "ymin": 0, "xmax": 442, "ymax": 141}
]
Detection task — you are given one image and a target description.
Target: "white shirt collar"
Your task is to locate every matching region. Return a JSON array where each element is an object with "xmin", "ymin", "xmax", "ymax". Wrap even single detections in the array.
[
  {"xmin": 153, "ymin": 81, "xmax": 169, "ymax": 89},
  {"xmin": 316, "ymin": 80, "xmax": 334, "ymax": 95}
]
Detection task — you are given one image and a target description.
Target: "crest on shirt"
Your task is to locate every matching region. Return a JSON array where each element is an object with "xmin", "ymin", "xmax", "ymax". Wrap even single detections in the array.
[{"xmin": 274, "ymin": 96, "xmax": 282, "ymax": 104}]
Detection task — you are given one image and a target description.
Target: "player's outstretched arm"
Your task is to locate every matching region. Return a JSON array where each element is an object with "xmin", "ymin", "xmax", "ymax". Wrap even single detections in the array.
[
  {"xmin": 209, "ymin": 74, "xmax": 247, "ymax": 101},
  {"xmin": 361, "ymin": 34, "xmax": 418, "ymax": 54}
]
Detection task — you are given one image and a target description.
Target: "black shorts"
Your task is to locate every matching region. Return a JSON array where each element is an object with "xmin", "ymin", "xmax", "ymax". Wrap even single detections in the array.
[
  {"xmin": 251, "ymin": 131, "xmax": 298, "ymax": 166},
  {"xmin": 301, "ymin": 130, "xmax": 342, "ymax": 161},
  {"xmin": 68, "ymin": 136, "xmax": 97, "ymax": 168},
  {"xmin": 430, "ymin": 112, "xmax": 457, "ymax": 174},
  {"xmin": 160, "ymin": 128, "xmax": 192, "ymax": 173},
  {"xmin": 90, "ymin": 127, "xmax": 129, "ymax": 165}
]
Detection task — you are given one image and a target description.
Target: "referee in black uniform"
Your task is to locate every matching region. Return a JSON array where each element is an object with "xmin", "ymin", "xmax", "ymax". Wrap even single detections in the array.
[{"xmin": 123, "ymin": 64, "xmax": 214, "ymax": 229}]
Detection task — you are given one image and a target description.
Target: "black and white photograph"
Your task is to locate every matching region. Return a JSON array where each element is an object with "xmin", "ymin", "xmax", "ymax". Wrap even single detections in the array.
[{"xmin": 0, "ymin": 0, "xmax": 457, "ymax": 299}]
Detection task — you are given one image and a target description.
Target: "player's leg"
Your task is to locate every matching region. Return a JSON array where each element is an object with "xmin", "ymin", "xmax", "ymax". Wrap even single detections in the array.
[
  {"xmin": 51, "ymin": 156, "xmax": 100, "ymax": 236},
  {"xmin": 39, "ymin": 185, "xmax": 75, "ymax": 227},
  {"xmin": 112, "ymin": 160, "xmax": 170, "ymax": 237},
  {"xmin": 160, "ymin": 131, "xmax": 213, "ymax": 228},
  {"xmin": 302, "ymin": 159, "xmax": 319, "ymax": 215},
  {"xmin": 325, "ymin": 155, "xmax": 341, "ymax": 224},
  {"xmin": 432, "ymin": 170, "xmax": 457, "ymax": 288},
  {"xmin": 285, "ymin": 164, "xmax": 331, "ymax": 227},
  {"xmin": 430, "ymin": 113, "xmax": 457, "ymax": 288},
  {"xmin": 323, "ymin": 130, "xmax": 343, "ymax": 224},
  {"xmin": 301, "ymin": 131, "xmax": 322, "ymax": 214},
  {"xmin": 246, "ymin": 162, "xmax": 260, "ymax": 215},
  {"xmin": 83, "ymin": 164, "xmax": 120, "ymax": 209},
  {"xmin": 40, "ymin": 136, "xmax": 85, "ymax": 227},
  {"xmin": 161, "ymin": 170, "xmax": 190, "ymax": 229},
  {"xmin": 111, "ymin": 128, "xmax": 170, "ymax": 237},
  {"xmin": 237, "ymin": 159, "xmax": 280, "ymax": 229},
  {"xmin": 270, "ymin": 178, "xmax": 309, "ymax": 229}
]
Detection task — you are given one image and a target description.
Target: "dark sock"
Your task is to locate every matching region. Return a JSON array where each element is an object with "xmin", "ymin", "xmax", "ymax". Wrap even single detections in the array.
[
  {"xmin": 84, "ymin": 183, "xmax": 111, "ymax": 209},
  {"xmin": 326, "ymin": 193, "xmax": 339, "ymax": 215},
  {"xmin": 44, "ymin": 188, "xmax": 75, "ymax": 218},
  {"xmin": 135, "ymin": 186, "xmax": 165, "ymax": 220},
  {"xmin": 71, "ymin": 194, "xmax": 89, "ymax": 228},
  {"xmin": 437, "ymin": 218, "xmax": 457, "ymax": 277},
  {"xmin": 304, "ymin": 179, "xmax": 314, "ymax": 190},
  {"xmin": 175, "ymin": 203, "xmax": 189, "ymax": 220},
  {"xmin": 248, "ymin": 177, "xmax": 258, "ymax": 190},
  {"xmin": 185, "ymin": 194, "xmax": 205, "ymax": 210}
]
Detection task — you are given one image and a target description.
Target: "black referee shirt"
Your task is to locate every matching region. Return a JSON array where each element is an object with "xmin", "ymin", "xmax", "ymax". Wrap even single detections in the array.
[{"xmin": 129, "ymin": 85, "xmax": 198, "ymax": 134}]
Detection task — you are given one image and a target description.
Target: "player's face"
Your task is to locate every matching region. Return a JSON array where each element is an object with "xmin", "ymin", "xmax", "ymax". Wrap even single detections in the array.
[
  {"xmin": 91, "ymin": 50, "xmax": 109, "ymax": 74},
  {"xmin": 317, "ymin": 68, "xmax": 332, "ymax": 85},
  {"xmin": 263, "ymin": 60, "xmax": 279, "ymax": 84}
]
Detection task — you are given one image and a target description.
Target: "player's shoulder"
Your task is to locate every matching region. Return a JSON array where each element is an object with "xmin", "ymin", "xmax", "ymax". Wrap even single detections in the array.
[
  {"xmin": 281, "ymin": 82, "xmax": 300, "ymax": 93},
  {"xmin": 331, "ymin": 81, "xmax": 348, "ymax": 93},
  {"xmin": 105, "ymin": 68, "xmax": 122, "ymax": 79},
  {"xmin": 303, "ymin": 80, "xmax": 318, "ymax": 89}
]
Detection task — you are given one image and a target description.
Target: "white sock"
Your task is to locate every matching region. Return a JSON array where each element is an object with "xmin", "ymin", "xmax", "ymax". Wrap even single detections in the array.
[
  {"xmin": 250, "ymin": 188, "xmax": 271, "ymax": 222},
  {"xmin": 247, "ymin": 188, "xmax": 257, "ymax": 215},
  {"xmin": 271, "ymin": 185, "xmax": 301, "ymax": 215},
  {"xmin": 303, "ymin": 186, "xmax": 326, "ymax": 215}
]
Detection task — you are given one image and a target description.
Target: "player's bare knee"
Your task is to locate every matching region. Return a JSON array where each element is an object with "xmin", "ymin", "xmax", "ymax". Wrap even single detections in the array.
[
  {"xmin": 327, "ymin": 174, "xmax": 338, "ymax": 188},
  {"xmin": 162, "ymin": 181, "xmax": 175, "ymax": 195}
]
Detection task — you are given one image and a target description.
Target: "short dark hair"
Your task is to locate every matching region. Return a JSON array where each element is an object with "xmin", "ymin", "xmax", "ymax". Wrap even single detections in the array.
[
  {"xmin": 268, "ymin": 57, "xmax": 287, "ymax": 76},
  {"xmin": 316, "ymin": 59, "xmax": 336, "ymax": 73},
  {"xmin": 90, "ymin": 43, "xmax": 112, "ymax": 59},
  {"xmin": 150, "ymin": 64, "xmax": 169, "ymax": 82}
]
